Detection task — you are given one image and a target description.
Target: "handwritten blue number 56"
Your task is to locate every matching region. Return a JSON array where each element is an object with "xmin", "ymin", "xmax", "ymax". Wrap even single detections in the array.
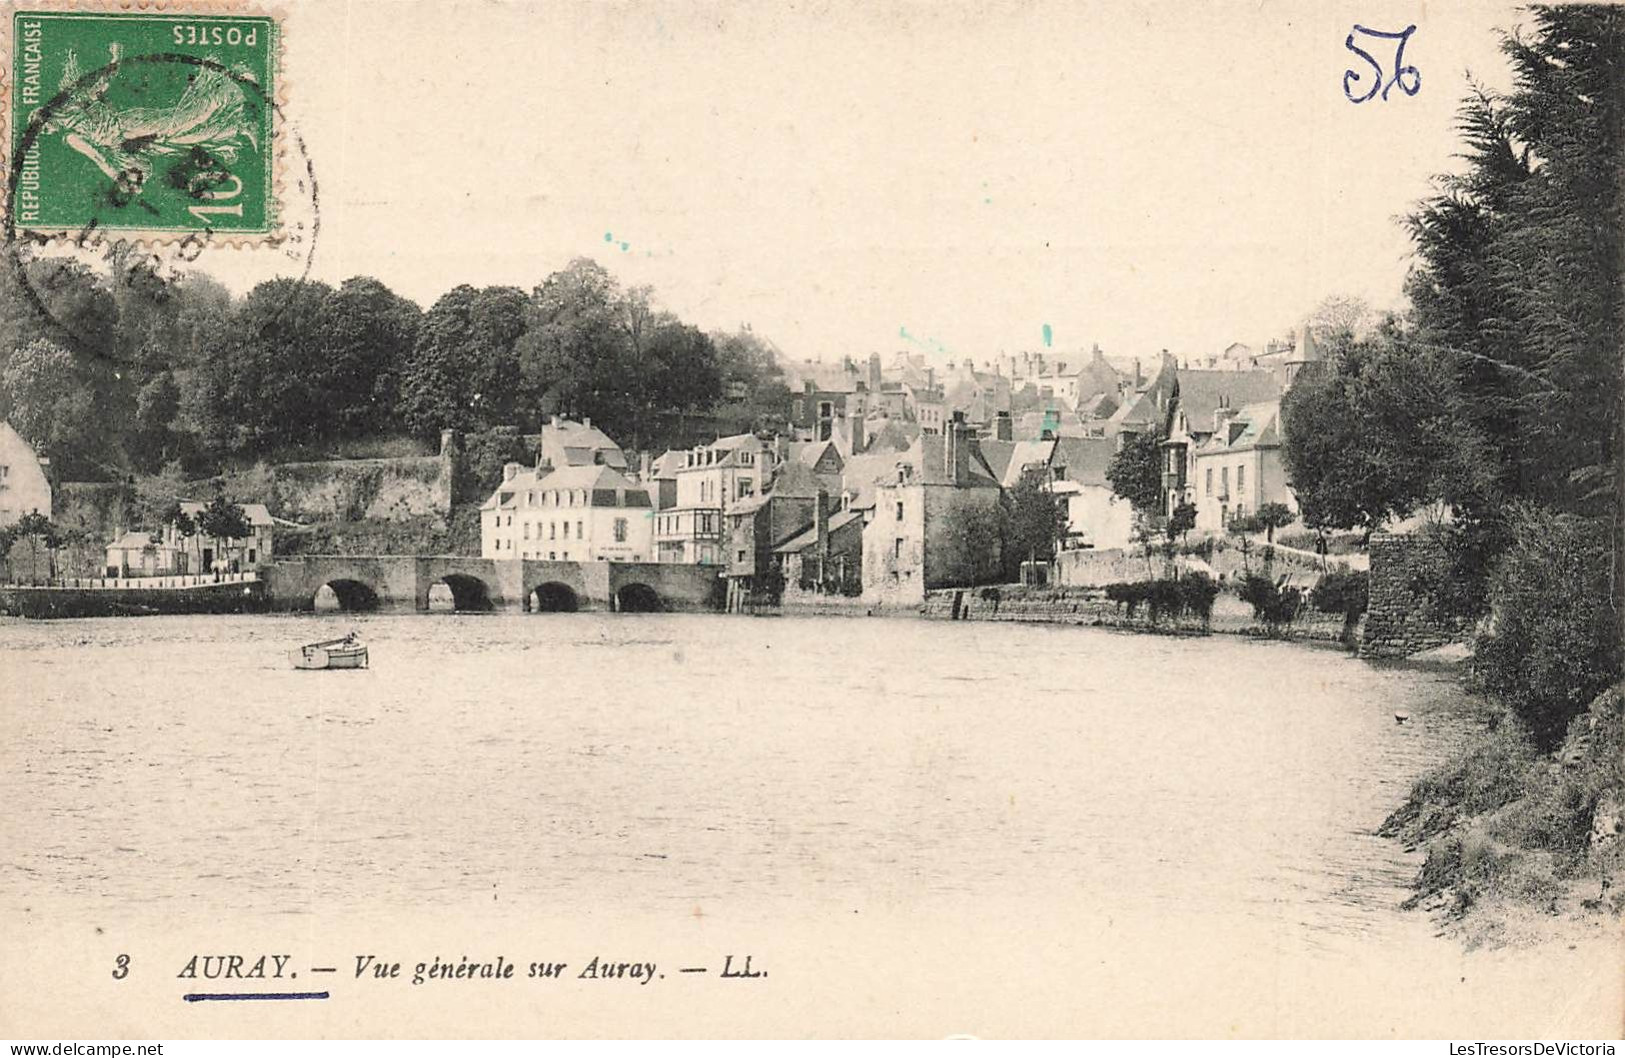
[{"xmin": 1345, "ymin": 24, "xmax": 1421, "ymax": 104}]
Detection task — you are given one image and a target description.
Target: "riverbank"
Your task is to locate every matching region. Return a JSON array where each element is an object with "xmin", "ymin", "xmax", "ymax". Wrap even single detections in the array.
[
  {"xmin": 1380, "ymin": 685, "xmax": 1625, "ymax": 948},
  {"xmin": 915, "ymin": 584, "xmax": 1360, "ymax": 646}
]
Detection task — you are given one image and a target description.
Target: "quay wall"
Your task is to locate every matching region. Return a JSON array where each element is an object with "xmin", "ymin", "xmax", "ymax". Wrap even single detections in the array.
[
  {"xmin": 921, "ymin": 585, "xmax": 1360, "ymax": 644},
  {"xmin": 0, "ymin": 578, "xmax": 268, "ymax": 618}
]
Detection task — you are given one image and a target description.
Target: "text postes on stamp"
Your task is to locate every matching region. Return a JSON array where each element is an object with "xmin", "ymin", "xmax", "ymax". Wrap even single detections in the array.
[{"xmin": 10, "ymin": 9, "xmax": 278, "ymax": 239}]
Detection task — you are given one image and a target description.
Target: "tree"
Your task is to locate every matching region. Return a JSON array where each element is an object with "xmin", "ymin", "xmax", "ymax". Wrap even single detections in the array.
[
  {"xmin": 318, "ymin": 276, "xmax": 423, "ymax": 436},
  {"xmin": 1405, "ymin": 8, "xmax": 1623, "ymax": 519},
  {"xmin": 190, "ymin": 279, "xmax": 337, "ymax": 455},
  {"xmin": 935, "ymin": 499, "xmax": 1006, "ymax": 587},
  {"xmin": 1254, "ymin": 501, "xmax": 1294, "ymax": 543},
  {"xmin": 1305, "ymin": 294, "xmax": 1375, "ymax": 342},
  {"xmin": 1280, "ymin": 331, "xmax": 1495, "ymax": 533},
  {"xmin": 128, "ymin": 370, "xmax": 182, "ymax": 473},
  {"xmin": 1106, "ymin": 430, "xmax": 1164, "ymax": 515},
  {"xmin": 713, "ymin": 327, "xmax": 792, "ymax": 436},
  {"xmin": 157, "ymin": 501, "xmax": 197, "ymax": 539},
  {"xmin": 1226, "ymin": 517, "xmax": 1255, "ymax": 576},
  {"xmin": 515, "ymin": 260, "xmax": 630, "ymax": 433},
  {"xmin": 1473, "ymin": 505, "xmax": 1620, "ymax": 750},
  {"xmin": 1002, "ymin": 474, "xmax": 1068, "ymax": 579},
  {"xmin": 1, "ymin": 338, "xmax": 121, "ymax": 480},
  {"xmin": 9, "ymin": 510, "xmax": 57, "ymax": 581},
  {"xmin": 193, "ymin": 496, "xmax": 251, "ymax": 573},
  {"xmin": 1166, "ymin": 501, "xmax": 1197, "ymax": 544},
  {"xmin": 401, "ymin": 284, "xmax": 529, "ymax": 438}
]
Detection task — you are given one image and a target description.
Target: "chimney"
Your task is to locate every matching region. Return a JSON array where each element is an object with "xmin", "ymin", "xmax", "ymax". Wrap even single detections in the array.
[
  {"xmin": 582, "ymin": 417, "xmax": 591, "ymax": 430},
  {"xmin": 1213, "ymin": 397, "xmax": 1239, "ymax": 435},
  {"xmin": 995, "ymin": 410, "xmax": 1013, "ymax": 442},
  {"xmin": 1133, "ymin": 358, "xmax": 1143, "ymax": 388},
  {"xmin": 639, "ymin": 452, "xmax": 653, "ymax": 480},
  {"xmin": 850, "ymin": 414, "xmax": 866, "ymax": 455},
  {"xmin": 926, "ymin": 366, "xmax": 935, "ymax": 390},
  {"xmin": 1091, "ymin": 342, "xmax": 1103, "ymax": 361},
  {"xmin": 814, "ymin": 489, "xmax": 831, "ymax": 566},
  {"xmin": 869, "ymin": 352, "xmax": 882, "ymax": 391},
  {"xmin": 949, "ymin": 411, "xmax": 970, "ymax": 485}
]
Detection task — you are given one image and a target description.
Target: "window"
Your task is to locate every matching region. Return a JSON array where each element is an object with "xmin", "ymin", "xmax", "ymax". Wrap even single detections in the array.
[
  {"xmin": 550, "ymin": 551, "xmax": 556, "ymax": 560},
  {"xmin": 563, "ymin": 521, "xmax": 571, "ymax": 539},
  {"xmin": 1236, "ymin": 464, "xmax": 1246, "ymax": 493},
  {"xmin": 523, "ymin": 522, "xmax": 531, "ymax": 539},
  {"xmin": 577, "ymin": 520, "xmax": 584, "ymax": 538},
  {"xmin": 895, "ymin": 501, "xmax": 905, "ymax": 521},
  {"xmin": 738, "ymin": 478, "xmax": 754, "ymax": 499},
  {"xmin": 740, "ymin": 452, "xmax": 754, "ymax": 466},
  {"xmin": 894, "ymin": 538, "xmax": 904, "ymax": 559},
  {"xmin": 1204, "ymin": 467, "xmax": 1212, "ymax": 497},
  {"xmin": 247, "ymin": 548, "xmax": 256, "ymax": 563},
  {"xmin": 1220, "ymin": 467, "xmax": 1229, "ymax": 495},
  {"xmin": 737, "ymin": 549, "xmax": 747, "ymax": 563},
  {"xmin": 550, "ymin": 522, "xmax": 557, "ymax": 540},
  {"xmin": 613, "ymin": 518, "xmax": 627, "ymax": 543}
]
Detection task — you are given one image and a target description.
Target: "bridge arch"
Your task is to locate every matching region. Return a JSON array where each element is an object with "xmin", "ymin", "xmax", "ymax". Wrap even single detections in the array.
[
  {"xmin": 314, "ymin": 578, "xmax": 381, "ymax": 613},
  {"xmin": 429, "ymin": 573, "xmax": 495, "ymax": 613},
  {"xmin": 531, "ymin": 582, "xmax": 579, "ymax": 613},
  {"xmin": 614, "ymin": 582, "xmax": 663, "ymax": 613}
]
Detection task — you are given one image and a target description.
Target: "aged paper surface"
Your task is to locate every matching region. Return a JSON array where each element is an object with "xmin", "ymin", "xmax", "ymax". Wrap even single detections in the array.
[{"xmin": 1, "ymin": 0, "xmax": 1621, "ymax": 1040}]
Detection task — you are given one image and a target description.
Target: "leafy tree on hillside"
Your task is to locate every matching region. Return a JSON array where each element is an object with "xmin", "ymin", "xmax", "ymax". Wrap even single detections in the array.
[
  {"xmin": 320, "ymin": 277, "xmax": 424, "ymax": 437},
  {"xmin": 1, "ymin": 338, "xmax": 120, "ymax": 480},
  {"xmin": 399, "ymin": 284, "xmax": 528, "ymax": 437}
]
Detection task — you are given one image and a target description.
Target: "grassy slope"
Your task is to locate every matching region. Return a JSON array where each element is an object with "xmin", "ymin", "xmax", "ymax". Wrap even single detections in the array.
[{"xmin": 1380, "ymin": 685, "xmax": 1625, "ymax": 947}]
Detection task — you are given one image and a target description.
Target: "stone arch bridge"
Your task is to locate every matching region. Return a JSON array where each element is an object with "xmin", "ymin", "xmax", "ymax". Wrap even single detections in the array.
[{"xmin": 264, "ymin": 556, "xmax": 724, "ymax": 614}]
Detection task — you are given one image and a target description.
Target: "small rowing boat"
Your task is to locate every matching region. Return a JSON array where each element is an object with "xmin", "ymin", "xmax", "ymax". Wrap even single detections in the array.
[{"xmin": 291, "ymin": 633, "xmax": 368, "ymax": 671}]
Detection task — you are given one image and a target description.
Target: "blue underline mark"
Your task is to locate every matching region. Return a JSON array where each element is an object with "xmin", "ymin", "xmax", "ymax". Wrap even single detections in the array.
[{"xmin": 184, "ymin": 991, "xmax": 330, "ymax": 1002}]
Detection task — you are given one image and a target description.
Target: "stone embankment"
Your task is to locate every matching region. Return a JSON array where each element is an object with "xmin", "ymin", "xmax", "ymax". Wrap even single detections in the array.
[{"xmin": 922, "ymin": 585, "xmax": 1360, "ymax": 645}]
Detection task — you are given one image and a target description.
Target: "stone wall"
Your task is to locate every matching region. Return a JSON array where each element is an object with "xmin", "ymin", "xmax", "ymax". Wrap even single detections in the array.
[
  {"xmin": 923, "ymin": 584, "xmax": 1360, "ymax": 644},
  {"xmin": 270, "ymin": 454, "xmax": 452, "ymax": 524},
  {"xmin": 1360, "ymin": 531, "xmax": 1469, "ymax": 659}
]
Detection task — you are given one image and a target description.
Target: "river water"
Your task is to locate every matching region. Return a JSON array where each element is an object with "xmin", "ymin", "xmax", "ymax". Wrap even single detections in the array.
[{"xmin": 2, "ymin": 613, "xmax": 1609, "ymax": 1036}]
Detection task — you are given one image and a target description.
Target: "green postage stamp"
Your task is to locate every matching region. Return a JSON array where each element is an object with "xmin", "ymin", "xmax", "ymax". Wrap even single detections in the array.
[{"xmin": 8, "ymin": 8, "xmax": 278, "ymax": 238}]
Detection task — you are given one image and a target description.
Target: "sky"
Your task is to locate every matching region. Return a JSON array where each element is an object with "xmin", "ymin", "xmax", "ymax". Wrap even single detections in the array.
[{"xmin": 208, "ymin": 0, "xmax": 1523, "ymax": 366}]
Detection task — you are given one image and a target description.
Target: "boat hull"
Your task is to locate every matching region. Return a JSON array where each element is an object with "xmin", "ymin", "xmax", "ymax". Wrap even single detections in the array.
[{"xmin": 291, "ymin": 645, "xmax": 368, "ymax": 670}]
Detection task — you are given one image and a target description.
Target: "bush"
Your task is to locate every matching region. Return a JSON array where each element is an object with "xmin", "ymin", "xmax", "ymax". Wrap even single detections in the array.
[
  {"xmin": 1472, "ymin": 506, "xmax": 1620, "ymax": 751},
  {"xmin": 1104, "ymin": 580, "xmax": 1149, "ymax": 616},
  {"xmin": 1104, "ymin": 575, "xmax": 1219, "ymax": 625},
  {"xmin": 1178, "ymin": 573, "xmax": 1220, "ymax": 622},
  {"xmin": 1311, "ymin": 568, "xmax": 1369, "ymax": 619},
  {"xmin": 1238, "ymin": 574, "xmax": 1301, "ymax": 627},
  {"xmin": 1175, "ymin": 536, "xmax": 1215, "ymax": 560}
]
